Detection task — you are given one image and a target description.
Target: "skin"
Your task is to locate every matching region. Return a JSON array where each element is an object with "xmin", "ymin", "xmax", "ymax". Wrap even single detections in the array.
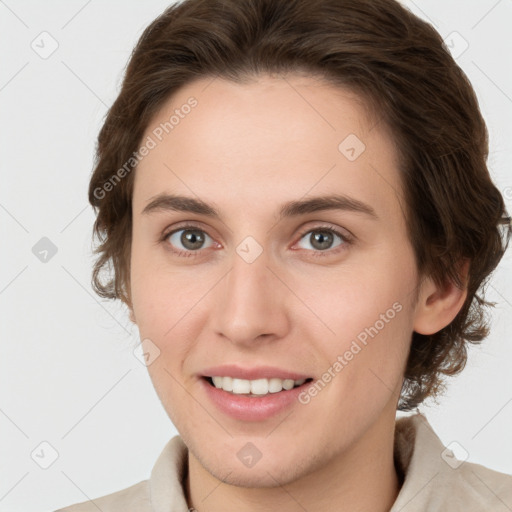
[{"xmin": 127, "ymin": 72, "xmax": 467, "ymax": 512}]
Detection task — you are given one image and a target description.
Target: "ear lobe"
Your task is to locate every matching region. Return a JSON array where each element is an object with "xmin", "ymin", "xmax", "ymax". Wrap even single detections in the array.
[{"xmin": 413, "ymin": 260, "xmax": 470, "ymax": 335}]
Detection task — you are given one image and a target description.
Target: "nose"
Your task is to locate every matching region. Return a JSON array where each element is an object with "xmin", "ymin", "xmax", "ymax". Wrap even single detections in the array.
[{"xmin": 210, "ymin": 246, "xmax": 291, "ymax": 347}]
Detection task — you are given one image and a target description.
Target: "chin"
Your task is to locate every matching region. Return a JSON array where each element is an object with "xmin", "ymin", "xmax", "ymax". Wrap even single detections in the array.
[
  {"xmin": 204, "ymin": 458, "xmax": 302, "ymax": 488},
  {"xmin": 192, "ymin": 437, "xmax": 319, "ymax": 489}
]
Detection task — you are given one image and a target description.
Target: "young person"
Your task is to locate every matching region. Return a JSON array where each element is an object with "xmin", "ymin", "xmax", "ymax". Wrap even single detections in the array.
[{"xmin": 56, "ymin": 0, "xmax": 512, "ymax": 510}]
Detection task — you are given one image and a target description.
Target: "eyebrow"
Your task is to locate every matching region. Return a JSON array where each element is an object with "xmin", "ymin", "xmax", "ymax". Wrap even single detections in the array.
[{"xmin": 141, "ymin": 193, "xmax": 378, "ymax": 220}]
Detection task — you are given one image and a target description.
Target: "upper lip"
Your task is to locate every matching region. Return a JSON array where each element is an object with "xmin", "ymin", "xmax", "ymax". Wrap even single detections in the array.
[{"xmin": 201, "ymin": 364, "xmax": 311, "ymax": 381}]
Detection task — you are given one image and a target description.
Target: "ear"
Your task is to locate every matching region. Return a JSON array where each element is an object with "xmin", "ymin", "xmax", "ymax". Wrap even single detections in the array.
[{"xmin": 413, "ymin": 260, "xmax": 470, "ymax": 335}]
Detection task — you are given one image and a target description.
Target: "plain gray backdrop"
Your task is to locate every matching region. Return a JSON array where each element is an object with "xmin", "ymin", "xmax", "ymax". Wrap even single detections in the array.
[{"xmin": 1, "ymin": 1, "xmax": 511, "ymax": 511}]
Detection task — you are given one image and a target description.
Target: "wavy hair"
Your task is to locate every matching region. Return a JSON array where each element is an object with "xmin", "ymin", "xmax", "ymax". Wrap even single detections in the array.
[{"xmin": 88, "ymin": 0, "xmax": 511, "ymax": 410}]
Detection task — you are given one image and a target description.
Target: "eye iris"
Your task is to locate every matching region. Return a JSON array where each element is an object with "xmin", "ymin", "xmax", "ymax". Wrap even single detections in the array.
[
  {"xmin": 311, "ymin": 231, "xmax": 333, "ymax": 250},
  {"xmin": 181, "ymin": 229, "xmax": 205, "ymax": 250}
]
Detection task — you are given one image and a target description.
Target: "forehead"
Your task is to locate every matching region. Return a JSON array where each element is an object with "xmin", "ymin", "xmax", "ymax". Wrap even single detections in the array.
[{"xmin": 133, "ymin": 73, "xmax": 403, "ymax": 220}]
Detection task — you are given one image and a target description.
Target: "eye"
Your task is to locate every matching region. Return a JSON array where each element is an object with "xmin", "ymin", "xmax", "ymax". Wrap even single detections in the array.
[
  {"xmin": 164, "ymin": 225, "xmax": 216, "ymax": 256},
  {"xmin": 295, "ymin": 226, "xmax": 350, "ymax": 254},
  {"xmin": 161, "ymin": 223, "xmax": 351, "ymax": 258}
]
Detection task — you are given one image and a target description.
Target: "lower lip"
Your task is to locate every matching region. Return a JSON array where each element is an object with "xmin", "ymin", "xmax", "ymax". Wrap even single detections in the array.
[{"xmin": 201, "ymin": 378, "xmax": 310, "ymax": 422}]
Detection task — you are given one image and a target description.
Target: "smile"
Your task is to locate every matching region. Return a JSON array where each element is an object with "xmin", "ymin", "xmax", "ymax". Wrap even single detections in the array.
[{"xmin": 206, "ymin": 376, "xmax": 312, "ymax": 396}]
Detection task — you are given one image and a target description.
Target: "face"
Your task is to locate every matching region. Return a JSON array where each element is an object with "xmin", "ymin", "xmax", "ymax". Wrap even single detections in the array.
[{"xmin": 129, "ymin": 73, "xmax": 422, "ymax": 487}]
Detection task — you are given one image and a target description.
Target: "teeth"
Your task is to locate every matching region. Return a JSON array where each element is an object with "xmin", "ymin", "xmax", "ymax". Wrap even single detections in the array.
[{"xmin": 210, "ymin": 376, "xmax": 307, "ymax": 395}]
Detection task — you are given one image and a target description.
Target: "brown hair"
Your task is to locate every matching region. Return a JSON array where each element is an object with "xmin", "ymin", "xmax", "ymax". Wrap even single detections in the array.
[{"xmin": 88, "ymin": 0, "xmax": 510, "ymax": 411}]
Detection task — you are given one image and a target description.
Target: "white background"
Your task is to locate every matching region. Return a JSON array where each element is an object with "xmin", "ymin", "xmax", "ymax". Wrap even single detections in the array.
[{"xmin": 1, "ymin": 1, "xmax": 511, "ymax": 511}]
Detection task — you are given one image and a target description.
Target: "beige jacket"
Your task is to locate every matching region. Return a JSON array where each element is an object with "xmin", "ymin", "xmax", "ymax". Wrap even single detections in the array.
[{"xmin": 54, "ymin": 412, "xmax": 512, "ymax": 511}]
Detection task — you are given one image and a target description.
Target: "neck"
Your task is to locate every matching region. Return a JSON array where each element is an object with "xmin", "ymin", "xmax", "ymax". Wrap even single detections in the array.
[{"xmin": 185, "ymin": 411, "xmax": 401, "ymax": 512}]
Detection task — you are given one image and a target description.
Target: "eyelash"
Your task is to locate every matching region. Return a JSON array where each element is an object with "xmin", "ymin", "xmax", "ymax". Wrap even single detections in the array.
[
  {"xmin": 160, "ymin": 223, "xmax": 353, "ymax": 259},
  {"xmin": 295, "ymin": 224, "xmax": 353, "ymax": 258}
]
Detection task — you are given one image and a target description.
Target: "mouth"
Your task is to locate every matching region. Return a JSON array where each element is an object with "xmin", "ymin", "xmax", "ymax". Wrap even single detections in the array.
[{"xmin": 203, "ymin": 376, "xmax": 314, "ymax": 397}]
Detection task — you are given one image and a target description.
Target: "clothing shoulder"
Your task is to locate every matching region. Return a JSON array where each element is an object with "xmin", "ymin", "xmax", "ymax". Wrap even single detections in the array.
[
  {"xmin": 445, "ymin": 459, "xmax": 512, "ymax": 510},
  {"xmin": 53, "ymin": 480, "xmax": 150, "ymax": 512},
  {"xmin": 392, "ymin": 413, "xmax": 512, "ymax": 511},
  {"xmin": 52, "ymin": 436, "xmax": 188, "ymax": 512}
]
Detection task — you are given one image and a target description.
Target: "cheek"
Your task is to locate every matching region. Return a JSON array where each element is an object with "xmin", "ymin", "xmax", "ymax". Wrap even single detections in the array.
[
  {"xmin": 129, "ymin": 250, "xmax": 217, "ymax": 410},
  {"xmin": 130, "ymin": 238, "xmax": 211, "ymax": 336},
  {"xmin": 295, "ymin": 249, "xmax": 416, "ymax": 339},
  {"xmin": 296, "ymin": 254, "xmax": 416, "ymax": 396},
  {"xmin": 299, "ymin": 290, "xmax": 413, "ymax": 434}
]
